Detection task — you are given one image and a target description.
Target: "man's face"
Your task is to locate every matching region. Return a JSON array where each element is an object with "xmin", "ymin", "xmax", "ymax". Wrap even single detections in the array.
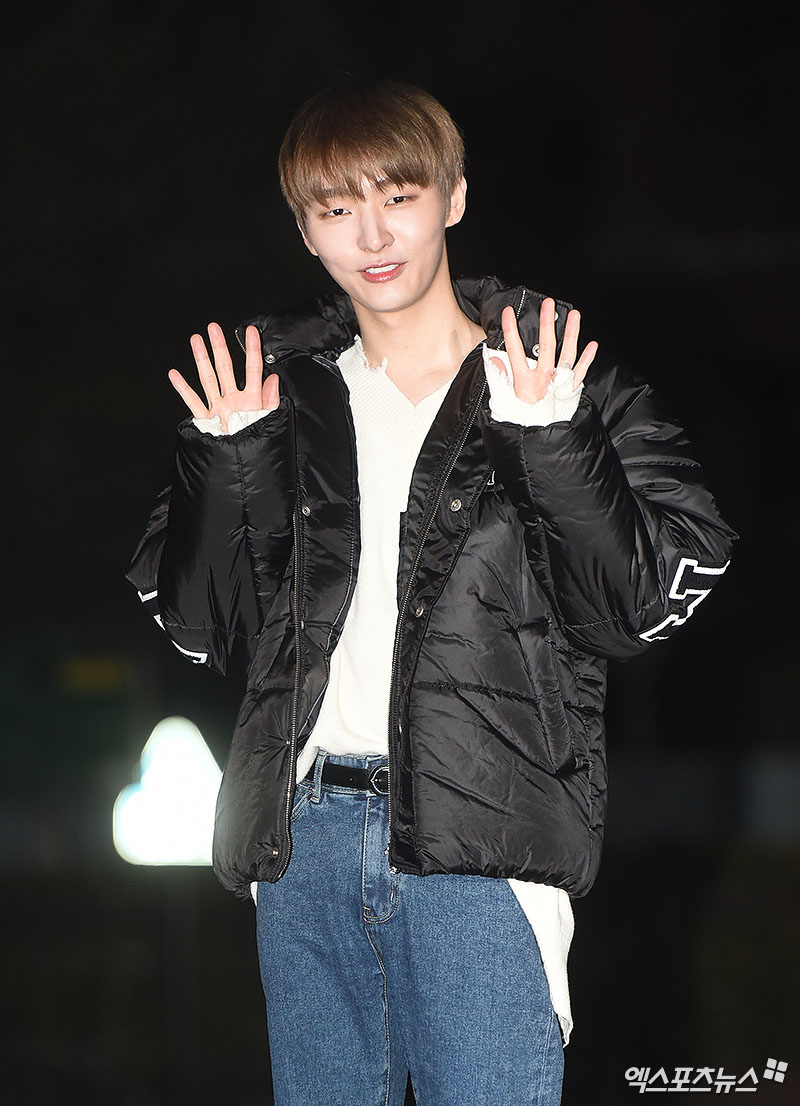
[{"xmin": 299, "ymin": 177, "xmax": 466, "ymax": 318}]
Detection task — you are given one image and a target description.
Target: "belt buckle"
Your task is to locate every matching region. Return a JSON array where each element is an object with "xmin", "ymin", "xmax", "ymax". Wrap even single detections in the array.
[{"xmin": 369, "ymin": 765, "xmax": 390, "ymax": 796}]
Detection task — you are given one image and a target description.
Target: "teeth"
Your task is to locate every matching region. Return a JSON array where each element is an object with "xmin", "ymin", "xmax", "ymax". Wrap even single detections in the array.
[{"xmin": 365, "ymin": 264, "xmax": 398, "ymax": 273}]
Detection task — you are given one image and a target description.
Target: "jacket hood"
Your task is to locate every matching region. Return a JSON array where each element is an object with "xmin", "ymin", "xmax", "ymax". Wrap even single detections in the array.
[{"xmin": 236, "ymin": 276, "xmax": 574, "ymax": 365}]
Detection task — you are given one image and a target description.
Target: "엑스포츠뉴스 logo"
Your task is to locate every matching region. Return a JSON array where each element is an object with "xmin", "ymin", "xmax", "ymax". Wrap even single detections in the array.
[{"xmin": 624, "ymin": 1059, "xmax": 789, "ymax": 1093}]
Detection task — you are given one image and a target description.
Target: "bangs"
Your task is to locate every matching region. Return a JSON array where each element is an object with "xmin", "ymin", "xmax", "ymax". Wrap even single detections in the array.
[
  {"xmin": 292, "ymin": 146, "xmax": 439, "ymax": 213},
  {"xmin": 279, "ymin": 81, "xmax": 464, "ymax": 222}
]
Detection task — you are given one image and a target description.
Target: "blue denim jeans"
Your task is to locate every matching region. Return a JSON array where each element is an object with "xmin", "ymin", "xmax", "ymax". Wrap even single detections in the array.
[{"xmin": 256, "ymin": 751, "xmax": 564, "ymax": 1106}]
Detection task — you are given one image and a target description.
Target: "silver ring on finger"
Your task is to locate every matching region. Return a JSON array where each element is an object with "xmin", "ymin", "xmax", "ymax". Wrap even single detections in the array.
[{"xmin": 557, "ymin": 361, "xmax": 574, "ymax": 372}]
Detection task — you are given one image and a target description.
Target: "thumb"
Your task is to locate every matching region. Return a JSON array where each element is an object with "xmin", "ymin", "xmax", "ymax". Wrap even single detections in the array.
[{"xmin": 488, "ymin": 356, "xmax": 510, "ymax": 383}]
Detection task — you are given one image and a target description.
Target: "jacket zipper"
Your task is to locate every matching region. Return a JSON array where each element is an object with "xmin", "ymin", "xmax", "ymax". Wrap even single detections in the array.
[
  {"xmin": 233, "ymin": 324, "xmax": 298, "ymax": 879},
  {"xmin": 277, "ymin": 354, "xmax": 359, "ymax": 879},
  {"xmin": 299, "ymin": 356, "xmax": 361, "ymax": 730},
  {"xmin": 385, "ymin": 292, "xmax": 524, "ymax": 869},
  {"xmin": 386, "ymin": 374, "xmax": 488, "ymax": 868}
]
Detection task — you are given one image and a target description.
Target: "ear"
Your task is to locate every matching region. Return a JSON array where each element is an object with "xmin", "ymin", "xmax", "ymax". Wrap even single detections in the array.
[
  {"xmin": 297, "ymin": 218, "xmax": 319, "ymax": 257},
  {"xmin": 445, "ymin": 176, "xmax": 467, "ymax": 229}
]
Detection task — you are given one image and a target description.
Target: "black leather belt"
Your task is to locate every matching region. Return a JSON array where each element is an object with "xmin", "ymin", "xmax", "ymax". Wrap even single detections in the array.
[{"xmin": 304, "ymin": 761, "xmax": 390, "ymax": 796}]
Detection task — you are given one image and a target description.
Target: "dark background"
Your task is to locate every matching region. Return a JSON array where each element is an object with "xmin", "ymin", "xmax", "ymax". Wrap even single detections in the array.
[{"xmin": 3, "ymin": 2, "xmax": 797, "ymax": 1103}]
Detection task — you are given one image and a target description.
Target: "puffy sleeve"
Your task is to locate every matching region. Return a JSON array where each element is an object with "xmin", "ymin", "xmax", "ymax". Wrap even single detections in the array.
[
  {"xmin": 479, "ymin": 352, "xmax": 737, "ymax": 659},
  {"xmin": 126, "ymin": 398, "xmax": 296, "ymax": 674}
]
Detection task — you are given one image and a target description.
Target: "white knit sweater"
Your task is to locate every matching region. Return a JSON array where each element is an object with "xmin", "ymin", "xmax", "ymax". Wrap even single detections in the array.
[{"xmin": 198, "ymin": 337, "xmax": 582, "ymax": 1045}]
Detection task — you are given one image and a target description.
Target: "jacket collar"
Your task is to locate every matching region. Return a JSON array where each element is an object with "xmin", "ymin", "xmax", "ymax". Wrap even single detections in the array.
[{"xmin": 236, "ymin": 276, "xmax": 573, "ymax": 364}]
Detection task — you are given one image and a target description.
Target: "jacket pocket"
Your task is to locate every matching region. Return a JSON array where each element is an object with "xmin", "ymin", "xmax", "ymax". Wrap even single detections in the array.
[{"xmin": 514, "ymin": 620, "xmax": 575, "ymax": 773}]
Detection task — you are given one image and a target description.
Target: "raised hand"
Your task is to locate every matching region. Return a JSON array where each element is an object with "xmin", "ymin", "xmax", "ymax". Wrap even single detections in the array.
[
  {"xmin": 168, "ymin": 323, "xmax": 280, "ymax": 433},
  {"xmin": 489, "ymin": 298, "xmax": 598, "ymax": 405}
]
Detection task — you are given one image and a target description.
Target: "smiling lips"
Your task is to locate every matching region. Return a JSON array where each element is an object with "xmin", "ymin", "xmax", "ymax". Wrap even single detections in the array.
[{"xmin": 360, "ymin": 262, "xmax": 406, "ymax": 283}]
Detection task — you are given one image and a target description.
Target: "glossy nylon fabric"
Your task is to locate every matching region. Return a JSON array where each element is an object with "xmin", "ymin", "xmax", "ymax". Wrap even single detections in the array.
[{"xmin": 127, "ymin": 276, "xmax": 736, "ymax": 900}]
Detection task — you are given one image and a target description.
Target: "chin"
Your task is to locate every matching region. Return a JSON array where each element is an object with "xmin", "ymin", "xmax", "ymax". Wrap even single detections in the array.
[{"xmin": 355, "ymin": 276, "xmax": 436, "ymax": 316}]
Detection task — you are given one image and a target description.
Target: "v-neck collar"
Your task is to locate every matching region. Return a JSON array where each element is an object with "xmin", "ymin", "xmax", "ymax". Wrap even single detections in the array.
[{"xmin": 348, "ymin": 334, "xmax": 474, "ymax": 411}]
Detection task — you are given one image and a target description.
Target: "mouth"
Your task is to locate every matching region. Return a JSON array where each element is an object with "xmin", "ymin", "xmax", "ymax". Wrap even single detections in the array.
[{"xmin": 359, "ymin": 262, "xmax": 406, "ymax": 283}]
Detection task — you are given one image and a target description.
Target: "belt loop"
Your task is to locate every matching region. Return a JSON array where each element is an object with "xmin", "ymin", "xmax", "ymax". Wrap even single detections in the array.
[{"xmin": 311, "ymin": 749, "xmax": 327, "ymax": 802}]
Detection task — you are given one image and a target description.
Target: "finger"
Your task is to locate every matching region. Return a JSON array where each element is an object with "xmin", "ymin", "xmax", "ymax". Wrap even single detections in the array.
[
  {"xmin": 501, "ymin": 305, "xmax": 528, "ymax": 376},
  {"xmin": 560, "ymin": 309, "xmax": 581, "ymax": 368},
  {"xmin": 496, "ymin": 308, "xmax": 552, "ymax": 403},
  {"xmin": 537, "ymin": 298, "xmax": 556, "ymax": 372},
  {"xmin": 573, "ymin": 341, "xmax": 598, "ymax": 388},
  {"xmin": 207, "ymin": 322, "xmax": 237, "ymax": 395},
  {"xmin": 244, "ymin": 325, "xmax": 264, "ymax": 397},
  {"xmin": 168, "ymin": 368, "xmax": 210, "ymax": 419},
  {"xmin": 262, "ymin": 372, "xmax": 281, "ymax": 411},
  {"xmin": 189, "ymin": 332, "xmax": 223, "ymax": 408}
]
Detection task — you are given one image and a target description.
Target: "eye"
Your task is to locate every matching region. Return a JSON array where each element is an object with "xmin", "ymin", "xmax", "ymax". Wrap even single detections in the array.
[
  {"xmin": 324, "ymin": 207, "xmax": 349, "ymax": 218},
  {"xmin": 386, "ymin": 195, "xmax": 408, "ymax": 206}
]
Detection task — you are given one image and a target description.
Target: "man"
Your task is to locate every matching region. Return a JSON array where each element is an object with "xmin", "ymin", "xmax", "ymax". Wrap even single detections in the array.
[{"xmin": 128, "ymin": 80, "xmax": 735, "ymax": 1105}]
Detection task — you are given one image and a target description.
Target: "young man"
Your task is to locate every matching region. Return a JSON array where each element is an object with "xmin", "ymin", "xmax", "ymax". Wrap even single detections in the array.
[{"xmin": 128, "ymin": 81, "xmax": 735, "ymax": 1105}]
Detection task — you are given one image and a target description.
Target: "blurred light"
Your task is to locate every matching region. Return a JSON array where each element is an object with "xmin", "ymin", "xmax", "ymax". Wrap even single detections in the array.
[
  {"xmin": 113, "ymin": 717, "xmax": 222, "ymax": 865},
  {"xmin": 58, "ymin": 654, "xmax": 129, "ymax": 694}
]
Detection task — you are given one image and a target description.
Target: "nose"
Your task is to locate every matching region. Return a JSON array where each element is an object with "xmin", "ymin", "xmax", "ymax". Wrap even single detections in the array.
[{"xmin": 357, "ymin": 207, "xmax": 394, "ymax": 254}]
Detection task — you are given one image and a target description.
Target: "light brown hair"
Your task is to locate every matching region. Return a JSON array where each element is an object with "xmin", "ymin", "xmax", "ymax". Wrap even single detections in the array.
[{"xmin": 279, "ymin": 80, "xmax": 465, "ymax": 227}]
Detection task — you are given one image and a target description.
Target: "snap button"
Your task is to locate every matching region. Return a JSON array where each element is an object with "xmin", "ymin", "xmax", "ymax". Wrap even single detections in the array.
[
  {"xmin": 449, "ymin": 498, "xmax": 462, "ymax": 512},
  {"xmin": 270, "ymin": 845, "xmax": 279, "ymax": 858},
  {"xmin": 265, "ymin": 353, "xmax": 276, "ymax": 364},
  {"xmin": 301, "ymin": 504, "xmax": 311, "ymax": 516},
  {"xmin": 415, "ymin": 604, "xmax": 425, "ymax": 618}
]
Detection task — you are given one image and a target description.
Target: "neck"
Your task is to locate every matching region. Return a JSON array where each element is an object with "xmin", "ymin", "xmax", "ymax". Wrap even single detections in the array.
[{"xmin": 352, "ymin": 260, "xmax": 486, "ymax": 380}]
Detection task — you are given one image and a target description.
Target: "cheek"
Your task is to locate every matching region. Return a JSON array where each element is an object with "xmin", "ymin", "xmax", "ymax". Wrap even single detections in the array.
[
  {"xmin": 320, "ymin": 235, "xmax": 357, "ymax": 270},
  {"xmin": 302, "ymin": 224, "xmax": 345, "ymax": 265},
  {"xmin": 309, "ymin": 241, "xmax": 342, "ymax": 270},
  {"xmin": 412, "ymin": 211, "xmax": 448, "ymax": 249}
]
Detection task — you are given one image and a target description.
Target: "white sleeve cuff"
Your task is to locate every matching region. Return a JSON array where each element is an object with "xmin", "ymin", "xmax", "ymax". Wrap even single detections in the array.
[
  {"xmin": 192, "ymin": 409, "xmax": 273, "ymax": 436},
  {"xmin": 483, "ymin": 344, "xmax": 582, "ymax": 427}
]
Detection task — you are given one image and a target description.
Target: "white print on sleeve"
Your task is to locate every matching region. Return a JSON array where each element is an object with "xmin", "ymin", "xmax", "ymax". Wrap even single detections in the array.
[
  {"xmin": 138, "ymin": 589, "xmax": 209, "ymax": 664},
  {"xmin": 153, "ymin": 614, "xmax": 209, "ymax": 664},
  {"xmin": 639, "ymin": 557, "xmax": 731, "ymax": 642}
]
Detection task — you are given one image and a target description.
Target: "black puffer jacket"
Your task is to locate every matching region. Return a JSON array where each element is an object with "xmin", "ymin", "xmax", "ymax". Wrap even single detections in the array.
[{"xmin": 127, "ymin": 276, "xmax": 736, "ymax": 900}]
